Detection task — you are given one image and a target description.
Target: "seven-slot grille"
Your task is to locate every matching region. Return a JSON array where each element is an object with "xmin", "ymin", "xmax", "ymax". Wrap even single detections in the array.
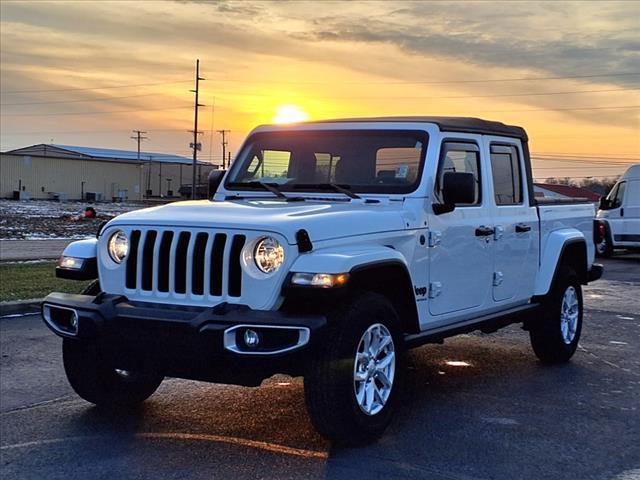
[{"xmin": 124, "ymin": 229, "xmax": 246, "ymax": 298}]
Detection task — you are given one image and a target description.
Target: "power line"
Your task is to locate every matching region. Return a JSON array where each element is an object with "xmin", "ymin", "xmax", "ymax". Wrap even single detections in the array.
[
  {"xmin": 473, "ymin": 105, "xmax": 639, "ymax": 114},
  {"xmin": 2, "ymin": 72, "xmax": 638, "ymax": 97},
  {"xmin": 210, "ymin": 72, "xmax": 640, "ymax": 86},
  {"xmin": 214, "ymin": 87, "xmax": 639, "ymax": 100},
  {"xmin": 533, "ymin": 175, "xmax": 622, "ymax": 180},
  {"xmin": 3, "ymin": 86, "xmax": 637, "ymax": 109},
  {"xmin": 1, "ymin": 93, "xmax": 161, "ymax": 107},
  {"xmin": 532, "ymin": 152, "xmax": 640, "ymax": 159},
  {"xmin": 1, "ymin": 80, "xmax": 191, "ymax": 95},
  {"xmin": 0, "ymin": 105, "xmax": 192, "ymax": 117}
]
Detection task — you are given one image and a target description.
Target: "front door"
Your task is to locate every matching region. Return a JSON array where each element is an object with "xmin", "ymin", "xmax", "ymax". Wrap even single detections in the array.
[{"xmin": 428, "ymin": 137, "xmax": 494, "ymax": 318}]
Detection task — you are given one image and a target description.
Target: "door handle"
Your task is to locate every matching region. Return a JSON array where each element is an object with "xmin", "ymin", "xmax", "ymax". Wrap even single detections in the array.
[
  {"xmin": 515, "ymin": 223, "xmax": 531, "ymax": 233},
  {"xmin": 475, "ymin": 226, "xmax": 495, "ymax": 237}
]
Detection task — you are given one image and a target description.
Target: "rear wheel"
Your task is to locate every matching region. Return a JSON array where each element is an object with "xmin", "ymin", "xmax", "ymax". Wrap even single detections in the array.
[
  {"xmin": 304, "ymin": 293, "xmax": 405, "ymax": 445},
  {"xmin": 63, "ymin": 339, "xmax": 163, "ymax": 407},
  {"xmin": 530, "ymin": 266, "xmax": 583, "ymax": 363},
  {"xmin": 595, "ymin": 231, "xmax": 613, "ymax": 257}
]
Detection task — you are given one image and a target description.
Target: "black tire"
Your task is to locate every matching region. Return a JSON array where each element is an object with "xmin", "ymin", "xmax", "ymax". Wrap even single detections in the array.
[
  {"xmin": 303, "ymin": 292, "xmax": 405, "ymax": 446},
  {"xmin": 63, "ymin": 339, "xmax": 163, "ymax": 407},
  {"xmin": 595, "ymin": 227, "xmax": 613, "ymax": 258},
  {"xmin": 530, "ymin": 266, "xmax": 583, "ymax": 364}
]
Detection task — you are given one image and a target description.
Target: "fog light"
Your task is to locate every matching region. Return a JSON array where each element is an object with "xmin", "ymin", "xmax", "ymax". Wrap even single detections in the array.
[{"xmin": 244, "ymin": 329, "xmax": 260, "ymax": 348}]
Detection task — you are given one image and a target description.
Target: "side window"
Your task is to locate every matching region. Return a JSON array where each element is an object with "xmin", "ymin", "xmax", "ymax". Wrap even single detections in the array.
[
  {"xmin": 435, "ymin": 142, "xmax": 481, "ymax": 205},
  {"xmin": 313, "ymin": 153, "xmax": 338, "ymax": 183},
  {"xmin": 244, "ymin": 150, "xmax": 291, "ymax": 180},
  {"xmin": 612, "ymin": 181, "xmax": 626, "ymax": 208},
  {"xmin": 490, "ymin": 144, "xmax": 523, "ymax": 205},
  {"xmin": 375, "ymin": 146, "xmax": 422, "ymax": 185}
]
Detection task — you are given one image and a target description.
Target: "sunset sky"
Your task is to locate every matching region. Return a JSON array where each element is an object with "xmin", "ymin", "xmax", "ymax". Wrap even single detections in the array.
[{"xmin": 1, "ymin": 0, "xmax": 638, "ymax": 180}]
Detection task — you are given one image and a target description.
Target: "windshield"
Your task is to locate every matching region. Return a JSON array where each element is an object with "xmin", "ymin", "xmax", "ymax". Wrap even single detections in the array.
[{"xmin": 225, "ymin": 130, "xmax": 428, "ymax": 194}]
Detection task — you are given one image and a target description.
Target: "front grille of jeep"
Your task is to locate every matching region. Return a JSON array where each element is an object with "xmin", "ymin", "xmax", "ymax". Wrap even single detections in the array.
[{"xmin": 124, "ymin": 229, "xmax": 246, "ymax": 298}]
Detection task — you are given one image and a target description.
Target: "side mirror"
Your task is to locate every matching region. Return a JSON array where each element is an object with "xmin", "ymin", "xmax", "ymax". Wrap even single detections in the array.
[
  {"xmin": 208, "ymin": 170, "xmax": 225, "ymax": 197},
  {"xmin": 433, "ymin": 172, "xmax": 475, "ymax": 215},
  {"xmin": 598, "ymin": 197, "xmax": 610, "ymax": 210}
]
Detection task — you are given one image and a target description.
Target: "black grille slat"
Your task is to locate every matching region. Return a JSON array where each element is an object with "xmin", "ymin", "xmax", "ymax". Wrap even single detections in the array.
[
  {"xmin": 126, "ymin": 229, "xmax": 246, "ymax": 299},
  {"xmin": 141, "ymin": 230, "xmax": 157, "ymax": 291},
  {"xmin": 125, "ymin": 230, "xmax": 141, "ymax": 289},
  {"xmin": 209, "ymin": 234, "xmax": 227, "ymax": 296},
  {"xmin": 228, "ymin": 235, "xmax": 246, "ymax": 297},
  {"xmin": 191, "ymin": 232, "xmax": 208, "ymax": 295},
  {"xmin": 174, "ymin": 232, "xmax": 191, "ymax": 294},
  {"xmin": 157, "ymin": 231, "xmax": 174, "ymax": 292}
]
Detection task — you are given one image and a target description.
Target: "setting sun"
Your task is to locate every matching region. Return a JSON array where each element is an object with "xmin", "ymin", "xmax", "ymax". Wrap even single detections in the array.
[{"xmin": 272, "ymin": 104, "xmax": 309, "ymax": 124}]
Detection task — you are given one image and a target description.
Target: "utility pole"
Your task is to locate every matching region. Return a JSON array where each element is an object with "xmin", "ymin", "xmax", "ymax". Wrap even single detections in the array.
[
  {"xmin": 227, "ymin": 151, "xmax": 231, "ymax": 169},
  {"xmin": 217, "ymin": 129, "xmax": 230, "ymax": 169},
  {"xmin": 189, "ymin": 59, "xmax": 205, "ymax": 199},
  {"xmin": 131, "ymin": 130, "xmax": 147, "ymax": 200}
]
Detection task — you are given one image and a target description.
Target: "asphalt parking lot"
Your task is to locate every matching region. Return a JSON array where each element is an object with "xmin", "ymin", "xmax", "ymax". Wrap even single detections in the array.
[{"xmin": 1, "ymin": 255, "xmax": 638, "ymax": 480}]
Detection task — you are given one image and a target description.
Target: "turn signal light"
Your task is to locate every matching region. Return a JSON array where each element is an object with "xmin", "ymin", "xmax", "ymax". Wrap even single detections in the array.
[{"xmin": 290, "ymin": 272, "xmax": 349, "ymax": 288}]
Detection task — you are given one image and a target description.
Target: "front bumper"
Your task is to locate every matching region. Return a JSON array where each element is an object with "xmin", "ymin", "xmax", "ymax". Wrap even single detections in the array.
[{"xmin": 42, "ymin": 292, "xmax": 326, "ymax": 386}]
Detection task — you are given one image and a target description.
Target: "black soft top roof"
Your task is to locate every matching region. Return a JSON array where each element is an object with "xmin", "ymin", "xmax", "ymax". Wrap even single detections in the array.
[{"xmin": 304, "ymin": 116, "xmax": 528, "ymax": 142}]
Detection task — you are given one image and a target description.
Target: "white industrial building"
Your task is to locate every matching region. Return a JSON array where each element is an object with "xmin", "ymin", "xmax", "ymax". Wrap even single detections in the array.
[{"xmin": 1, "ymin": 144, "xmax": 216, "ymax": 201}]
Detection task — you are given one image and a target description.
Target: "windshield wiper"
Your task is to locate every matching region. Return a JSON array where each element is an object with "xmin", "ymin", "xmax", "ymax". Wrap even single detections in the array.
[
  {"xmin": 227, "ymin": 181, "xmax": 286, "ymax": 198},
  {"xmin": 292, "ymin": 183, "xmax": 361, "ymax": 200},
  {"xmin": 227, "ymin": 181, "xmax": 305, "ymax": 202}
]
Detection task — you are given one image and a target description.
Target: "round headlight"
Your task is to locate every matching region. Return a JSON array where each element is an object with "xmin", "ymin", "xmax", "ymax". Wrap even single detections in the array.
[
  {"xmin": 253, "ymin": 236, "xmax": 285, "ymax": 274},
  {"xmin": 108, "ymin": 230, "xmax": 129, "ymax": 264}
]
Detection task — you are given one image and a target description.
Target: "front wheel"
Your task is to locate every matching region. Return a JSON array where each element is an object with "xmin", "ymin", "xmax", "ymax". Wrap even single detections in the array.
[
  {"xmin": 63, "ymin": 339, "xmax": 164, "ymax": 407},
  {"xmin": 303, "ymin": 293, "xmax": 405, "ymax": 445},
  {"xmin": 530, "ymin": 267, "xmax": 583, "ymax": 363}
]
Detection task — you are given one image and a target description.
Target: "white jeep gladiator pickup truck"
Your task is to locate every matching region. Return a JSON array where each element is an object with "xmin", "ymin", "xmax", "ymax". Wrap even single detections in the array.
[{"xmin": 43, "ymin": 117, "xmax": 603, "ymax": 445}]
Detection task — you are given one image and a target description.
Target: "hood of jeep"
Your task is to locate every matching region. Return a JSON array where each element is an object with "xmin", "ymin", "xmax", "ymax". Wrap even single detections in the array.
[{"xmin": 109, "ymin": 199, "xmax": 408, "ymax": 243}]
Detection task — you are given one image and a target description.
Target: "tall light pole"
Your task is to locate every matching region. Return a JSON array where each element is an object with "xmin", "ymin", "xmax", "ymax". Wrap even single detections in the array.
[{"xmin": 189, "ymin": 59, "xmax": 205, "ymax": 199}]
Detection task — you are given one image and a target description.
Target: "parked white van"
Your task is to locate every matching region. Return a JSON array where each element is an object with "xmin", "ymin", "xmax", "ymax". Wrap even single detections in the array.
[{"xmin": 596, "ymin": 164, "xmax": 640, "ymax": 256}]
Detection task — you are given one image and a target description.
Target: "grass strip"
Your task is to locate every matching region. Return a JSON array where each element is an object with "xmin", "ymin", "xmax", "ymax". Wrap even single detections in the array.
[{"xmin": 0, "ymin": 261, "xmax": 92, "ymax": 302}]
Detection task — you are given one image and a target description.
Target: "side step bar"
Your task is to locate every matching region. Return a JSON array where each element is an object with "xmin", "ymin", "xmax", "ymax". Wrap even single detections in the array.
[{"xmin": 404, "ymin": 303, "xmax": 541, "ymax": 349}]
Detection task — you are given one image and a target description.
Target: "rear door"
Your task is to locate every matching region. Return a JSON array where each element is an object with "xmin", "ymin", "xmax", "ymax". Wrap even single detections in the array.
[
  {"xmin": 428, "ymin": 136, "xmax": 494, "ymax": 319},
  {"xmin": 484, "ymin": 138, "xmax": 539, "ymax": 303}
]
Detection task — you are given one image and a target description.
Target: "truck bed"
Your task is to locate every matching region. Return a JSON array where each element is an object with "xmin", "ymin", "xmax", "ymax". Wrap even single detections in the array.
[{"xmin": 537, "ymin": 202, "xmax": 596, "ymax": 268}]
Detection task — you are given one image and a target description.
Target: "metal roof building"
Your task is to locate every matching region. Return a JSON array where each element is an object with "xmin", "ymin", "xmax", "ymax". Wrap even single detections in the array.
[{"xmin": 1, "ymin": 144, "xmax": 215, "ymax": 201}]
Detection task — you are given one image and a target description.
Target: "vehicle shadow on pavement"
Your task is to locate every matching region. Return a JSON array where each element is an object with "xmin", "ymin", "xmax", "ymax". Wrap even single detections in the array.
[
  {"xmin": 24, "ymin": 326, "xmax": 637, "ymax": 480},
  {"xmin": 324, "ymin": 330, "xmax": 640, "ymax": 480}
]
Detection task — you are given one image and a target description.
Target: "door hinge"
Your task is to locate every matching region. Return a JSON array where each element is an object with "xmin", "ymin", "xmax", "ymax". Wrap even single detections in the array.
[
  {"xmin": 494, "ymin": 225, "xmax": 504, "ymax": 241},
  {"xmin": 429, "ymin": 282, "xmax": 442, "ymax": 298},
  {"xmin": 493, "ymin": 271, "xmax": 504, "ymax": 286},
  {"xmin": 428, "ymin": 231, "xmax": 442, "ymax": 247}
]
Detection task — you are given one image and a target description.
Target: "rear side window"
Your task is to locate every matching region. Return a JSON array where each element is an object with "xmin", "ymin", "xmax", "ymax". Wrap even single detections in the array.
[
  {"xmin": 490, "ymin": 144, "xmax": 523, "ymax": 205},
  {"xmin": 435, "ymin": 142, "xmax": 481, "ymax": 205}
]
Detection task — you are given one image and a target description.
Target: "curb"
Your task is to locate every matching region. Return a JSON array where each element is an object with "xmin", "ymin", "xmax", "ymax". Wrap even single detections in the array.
[{"xmin": 0, "ymin": 299, "xmax": 42, "ymax": 317}]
